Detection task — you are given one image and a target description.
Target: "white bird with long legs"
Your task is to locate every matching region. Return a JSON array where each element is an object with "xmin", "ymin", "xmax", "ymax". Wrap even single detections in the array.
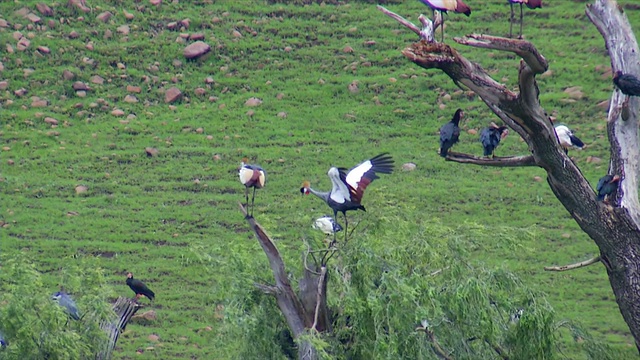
[
  {"xmin": 301, "ymin": 153, "xmax": 394, "ymax": 244},
  {"xmin": 238, "ymin": 157, "xmax": 266, "ymax": 217}
]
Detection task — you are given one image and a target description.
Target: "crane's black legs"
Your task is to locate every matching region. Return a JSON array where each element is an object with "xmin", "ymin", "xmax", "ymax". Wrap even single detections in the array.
[
  {"xmin": 509, "ymin": 3, "xmax": 514, "ymax": 38},
  {"xmin": 343, "ymin": 213, "xmax": 349, "ymax": 243},
  {"xmin": 250, "ymin": 187, "xmax": 257, "ymax": 217}
]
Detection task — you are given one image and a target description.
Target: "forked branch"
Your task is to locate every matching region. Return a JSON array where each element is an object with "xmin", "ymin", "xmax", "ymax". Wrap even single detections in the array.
[
  {"xmin": 444, "ymin": 152, "xmax": 536, "ymax": 167},
  {"xmin": 544, "ymin": 256, "xmax": 601, "ymax": 272}
]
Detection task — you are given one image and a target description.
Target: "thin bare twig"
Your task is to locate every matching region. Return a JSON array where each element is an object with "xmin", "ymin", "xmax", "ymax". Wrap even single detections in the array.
[
  {"xmin": 416, "ymin": 326, "xmax": 454, "ymax": 360},
  {"xmin": 311, "ymin": 266, "xmax": 328, "ymax": 332},
  {"xmin": 544, "ymin": 256, "xmax": 601, "ymax": 272}
]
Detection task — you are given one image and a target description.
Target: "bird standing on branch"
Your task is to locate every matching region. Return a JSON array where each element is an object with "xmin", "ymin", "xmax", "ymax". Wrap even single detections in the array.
[
  {"xmin": 596, "ymin": 174, "xmax": 621, "ymax": 203},
  {"xmin": 613, "ymin": 71, "xmax": 640, "ymax": 96},
  {"xmin": 439, "ymin": 109, "xmax": 463, "ymax": 157},
  {"xmin": 508, "ymin": 0, "xmax": 542, "ymax": 39},
  {"xmin": 126, "ymin": 272, "xmax": 155, "ymax": 302},
  {"xmin": 313, "ymin": 215, "xmax": 343, "ymax": 236},
  {"xmin": 51, "ymin": 291, "xmax": 81, "ymax": 320},
  {"xmin": 238, "ymin": 157, "xmax": 266, "ymax": 217},
  {"xmin": 418, "ymin": 0, "xmax": 471, "ymax": 42},
  {"xmin": 479, "ymin": 123, "xmax": 509, "ymax": 157},
  {"xmin": 554, "ymin": 125, "xmax": 584, "ymax": 154},
  {"xmin": 301, "ymin": 153, "xmax": 394, "ymax": 244}
]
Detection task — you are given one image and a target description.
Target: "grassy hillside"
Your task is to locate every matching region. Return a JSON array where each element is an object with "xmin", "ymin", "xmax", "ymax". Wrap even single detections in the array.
[{"xmin": 1, "ymin": 0, "xmax": 639, "ymax": 358}]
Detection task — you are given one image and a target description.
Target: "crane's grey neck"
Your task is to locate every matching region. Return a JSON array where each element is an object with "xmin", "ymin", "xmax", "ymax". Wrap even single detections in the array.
[{"xmin": 307, "ymin": 187, "xmax": 329, "ymax": 201}]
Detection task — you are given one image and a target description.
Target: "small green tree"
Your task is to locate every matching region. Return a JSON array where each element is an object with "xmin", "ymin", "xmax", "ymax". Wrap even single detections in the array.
[{"xmin": 0, "ymin": 253, "xmax": 115, "ymax": 360}]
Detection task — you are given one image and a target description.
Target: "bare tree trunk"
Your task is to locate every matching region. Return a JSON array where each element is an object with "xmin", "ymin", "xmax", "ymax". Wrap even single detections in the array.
[
  {"xmin": 95, "ymin": 297, "xmax": 141, "ymax": 360},
  {"xmin": 380, "ymin": 0, "xmax": 640, "ymax": 352},
  {"xmin": 240, "ymin": 204, "xmax": 330, "ymax": 360}
]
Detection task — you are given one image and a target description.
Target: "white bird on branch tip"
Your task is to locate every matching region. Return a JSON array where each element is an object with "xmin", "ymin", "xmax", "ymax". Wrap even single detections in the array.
[
  {"xmin": 300, "ymin": 153, "xmax": 394, "ymax": 244},
  {"xmin": 238, "ymin": 157, "xmax": 266, "ymax": 217},
  {"xmin": 554, "ymin": 125, "xmax": 584, "ymax": 154},
  {"xmin": 313, "ymin": 215, "xmax": 343, "ymax": 235}
]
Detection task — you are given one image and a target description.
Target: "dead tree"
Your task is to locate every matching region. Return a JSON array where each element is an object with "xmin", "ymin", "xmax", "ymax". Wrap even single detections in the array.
[
  {"xmin": 380, "ymin": 0, "xmax": 640, "ymax": 352},
  {"xmin": 240, "ymin": 203, "xmax": 331, "ymax": 360},
  {"xmin": 95, "ymin": 297, "xmax": 141, "ymax": 360}
]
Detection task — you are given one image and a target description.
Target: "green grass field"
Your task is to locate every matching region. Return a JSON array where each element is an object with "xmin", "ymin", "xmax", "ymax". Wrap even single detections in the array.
[{"xmin": 1, "ymin": 0, "xmax": 639, "ymax": 358}]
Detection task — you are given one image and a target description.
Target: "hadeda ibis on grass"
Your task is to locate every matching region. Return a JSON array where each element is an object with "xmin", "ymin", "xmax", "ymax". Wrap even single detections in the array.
[
  {"xmin": 126, "ymin": 272, "xmax": 155, "ymax": 302},
  {"xmin": 238, "ymin": 157, "xmax": 266, "ymax": 217},
  {"xmin": 51, "ymin": 291, "xmax": 80, "ymax": 320},
  {"xmin": 554, "ymin": 125, "xmax": 584, "ymax": 154},
  {"xmin": 418, "ymin": 0, "xmax": 471, "ymax": 42},
  {"xmin": 439, "ymin": 109, "xmax": 463, "ymax": 157},
  {"xmin": 313, "ymin": 215, "xmax": 344, "ymax": 236},
  {"xmin": 479, "ymin": 123, "xmax": 509, "ymax": 157},
  {"xmin": 613, "ymin": 71, "xmax": 640, "ymax": 96},
  {"xmin": 301, "ymin": 153, "xmax": 394, "ymax": 244},
  {"xmin": 596, "ymin": 174, "xmax": 621, "ymax": 203},
  {"xmin": 508, "ymin": 0, "xmax": 542, "ymax": 39}
]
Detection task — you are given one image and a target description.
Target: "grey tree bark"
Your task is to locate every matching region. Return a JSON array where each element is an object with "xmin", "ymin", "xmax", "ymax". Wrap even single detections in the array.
[
  {"xmin": 95, "ymin": 297, "xmax": 141, "ymax": 360},
  {"xmin": 381, "ymin": 0, "xmax": 640, "ymax": 352}
]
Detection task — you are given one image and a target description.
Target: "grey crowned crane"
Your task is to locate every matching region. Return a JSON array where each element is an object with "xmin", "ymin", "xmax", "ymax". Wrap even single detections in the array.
[
  {"xmin": 596, "ymin": 174, "xmax": 621, "ymax": 203},
  {"xmin": 508, "ymin": 0, "xmax": 542, "ymax": 39},
  {"xmin": 300, "ymin": 153, "xmax": 394, "ymax": 243},
  {"xmin": 51, "ymin": 291, "xmax": 80, "ymax": 320},
  {"xmin": 613, "ymin": 71, "xmax": 640, "ymax": 96},
  {"xmin": 313, "ymin": 215, "xmax": 343, "ymax": 236},
  {"xmin": 554, "ymin": 125, "xmax": 584, "ymax": 154},
  {"xmin": 479, "ymin": 123, "xmax": 509, "ymax": 157},
  {"xmin": 126, "ymin": 272, "xmax": 155, "ymax": 302},
  {"xmin": 439, "ymin": 109, "xmax": 463, "ymax": 157},
  {"xmin": 418, "ymin": 0, "xmax": 471, "ymax": 42},
  {"xmin": 238, "ymin": 157, "xmax": 266, "ymax": 217}
]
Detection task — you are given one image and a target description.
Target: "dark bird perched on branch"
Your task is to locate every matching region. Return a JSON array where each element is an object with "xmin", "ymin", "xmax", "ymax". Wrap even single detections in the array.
[
  {"xmin": 613, "ymin": 71, "xmax": 640, "ymax": 96},
  {"xmin": 554, "ymin": 125, "xmax": 584, "ymax": 154},
  {"xmin": 313, "ymin": 215, "xmax": 343, "ymax": 235},
  {"xmin": 418, "ymin": 0, "xmax": 471, "ymax": 42},
  {"xmin": 596, "ymin": 174, "xmax": 621, "ymax": 202},
  {"xmin": 439, "ymin": 109, "xmax": 463, "ymax": 157},
  {"xmin": 508, "ymin": 0, "xmax": 542, "ymax": 39},
  {"xmin": 238, "ymin": 157, "xmax": 266, "ymax": 217},
  {"xmin": 51, "ymin": 291, "xmax": 81, "ymax": 320},
  {"xmin": 301, "ymin": 153, "xmax": 394, "ymax": 243},
  {"xmin": 479, "ymin": 123, "xmax": 509, "ymax": 157},
  {"xmin": 126, "ymin": 272, "xmax": 155, "ymax": 302}
]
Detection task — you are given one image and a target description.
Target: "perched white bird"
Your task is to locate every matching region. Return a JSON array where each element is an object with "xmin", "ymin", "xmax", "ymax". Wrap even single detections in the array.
[
  {"xmin": 554, "ymin": 125, "xmax": 584, "ymax": 154},
  {"xmin": 313, "ymin": 215, "xmax": 343, "ymax": 235},
  {"xmin": 301, "ymin": 153, "xmax": 394, "ymax": 243},
  {"xmin": 238, "ymin": 157, "xmax": 266, "ymax": 217}
]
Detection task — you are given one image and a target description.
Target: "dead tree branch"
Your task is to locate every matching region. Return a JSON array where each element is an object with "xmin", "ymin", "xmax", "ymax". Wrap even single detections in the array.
[
  {"xmin": 544, "ymin": 256, "xmax": 602, "ymax": 272},
  {"xmin": 444, "ymin": 152, "xmax": 536, "ymax": 167},
  {"xmin": 416, "ymin": 326, "xmax": 454, "ymax": 360},
  {"xmin": 311, "ymin": 266, "xmax": 327, "ymax": 332},
  {"xmin": 96, "ymin": 297, "xmax": 140, "ymax": 360}
]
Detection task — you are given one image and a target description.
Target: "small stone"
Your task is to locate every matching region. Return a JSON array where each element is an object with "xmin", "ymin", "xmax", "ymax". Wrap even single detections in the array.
[
  {"xmin": 244, "ymin": 97, "xmax": 262, "ymax": 107},
  {"xmin": 117, "ymin": 25, "xmax": 130, "ymax": 35},
  {"xmin": 111, "ymin": 109, "xmax": 125, "ymax": 116},
  {"xmin": 561, "ymin": 233, "xmax": 571, "ymax": 239},
  {"xmin": 76, "ymin": 90, "xmax": 86, "ymax": 97},
  {"xmin": 284, "ymin": 46, "xmax": 292, "ymax": 52},
  {"xmin": 123, "ymin": 10, "xmax": 134, "ymax": 20},
  {"xmin": 232, "ymin": 30, "xmax": 242, "ymax": 38},
  {"xmin": 44, "ymin": 117, "xmax": 58, "ymax": 125},
  {"xmin": 183, "ymin": 41, "xmax": 211, "ymax": 59},
  {"xmin": 145, "ymin": 147, "xmax": 159, "ymax": 157},
  {"xmin": 246, "ymin": 110, "xmax": 255, "ymax": 117},
  {"xmin": 343, "ymin": 45, "xmax": 354, "ymax": 53},
  {"xmin": 597, "ymin": 99, "xmax": 610, "ymax": 109},
  {"xmin": 32, "ymin": 99, "xmax": 49, "ymax": 107},
  {"xmin": 96, "ymin": 11, "xmax": 112, "ymax": 23},
  {"xmin": 26, "ymin": 13, "xmax": 41, "ymax": 23},
  {"xmin": 586, "ymin": 156, "xmax": 602, "ymax": 164},
  {"xmin": 85, "ymin": 42, "xmax": 94, "ymax": 51},
  {"xmin": 348, "ymin": 81, "xmax": 358, "ymax": 93},
  {"xmin": 72, "ymin": 81, "xmax": 90, "ymax": 91},
  {"xmin": 90, "ymin": 75, "xmax": 104, "ymax": 84},
  {"xmin": 364, "ymin": 40, "xmax": 376, "ymax": 46},
  {"xmin": 62, "ymin": 70, "xmax": 76, "ymax": 80},
  {"xmin": 194, "ymin": 87, "xmax": 206, "ymax": 96},
  {"xmin": 0, "ymin": 19, "xmax": 8, "ymax": 28},
  {"xmin": 14, "ymin": 88, "xmax": 28, "ymax": 97},
  {"xmin": 69, "ymin": 30, "xmax": 79, "ymax": 39},
  {"xmin": 165, "ymin": 87, "xmax": 182, "ymax": 103},
  {"xmin": 0, "ymin": 81, "xmax": 8, "ymax": 90},
  {"xmin": 150, "ymin": 0, "xmax": 162, "ymax": 5},
  {"xmin": 190, "ymin": 33, "xmax": 205, "ymax": 41},
  {"xmin": 533, "ymin": 176, "xmax": 543, "ymax": 182},
  {"xmin": 467, "ymin": 129, "xmax": 477, "ymax": 135},
  {"xmin": 17, "ymin": 38, "xmax": 30, "ymax": 51},
  {"xmin": 37, "ymin": 46, "xmax": 50, "ymax": 54},
  {"xmin": 148, "ymin": 334, "xmax": 159, "ymax": 342},
  {"xmin": 124, "ymin": 95, "xmax": 138, "ymax": 103},
  {"xmin": 204, "ymin": 77, "xmax": 214, "ymax": 84},
  {"xmin": 75, "ymin": 185, "xmax": 88, "ymax": 194},
  {"xmin": 277, "ymin": 112, "xmax": 287, "ymax": 118},
  {"xmin": 402, "ymin": 162, "xmax": 417, "ymax": 171},
  {"xmin": 127, "ymin": 85, "xmax": 142, "ymax": 93}
]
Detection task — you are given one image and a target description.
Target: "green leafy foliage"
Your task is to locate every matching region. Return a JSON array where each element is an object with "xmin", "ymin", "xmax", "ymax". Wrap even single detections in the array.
[{"xmin": 0, "ymin": 254, "xmax": 114, "ymax": 360}]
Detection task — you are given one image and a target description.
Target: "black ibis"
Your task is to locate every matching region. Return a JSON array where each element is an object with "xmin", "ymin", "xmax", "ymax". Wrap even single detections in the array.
[
  {"xmin": 313, "ymin": 215, "xmax": 344, "ymax": 235},
  {"xmin": 238, "ymin": 157, "xmax": 266, "ymax": 217},
  {"xmin": 613, "ymin": 71, "xmax": 640, "ymax": 96},
  {"xmin": 439, "ymin": 109, "xmax": 463, "ymax": 157},
  {"xmin": 126, "ymin": 272, "xmax": 155, "ymax": 302},
  {"xmin": 300, "ymin": 153, "xmax": 394, "ymax": 243},
  {"xmin": 554, "ymin": 125, "xmax": 584, "ymax": 154},
  {"xmin": 418, "ymin": 0, "xmax": 471, "ymax": 42},
  {"xmin": 479, "ymin": 123, "xmax": 509, "ymax": 157},
  {"xmin": 51, "ymin": 291, "xmax": 80, "ymax": 320},
  {"xmin": 508, "ymin": 0, "xmax": 542, "ymax": 39},
  {"xmin": 596, "ymin": 174, "xmax": 621, "ymax": 202}
]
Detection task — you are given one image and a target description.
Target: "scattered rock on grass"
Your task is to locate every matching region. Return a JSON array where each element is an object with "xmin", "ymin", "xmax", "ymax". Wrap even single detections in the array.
[
  {"xmin": 183, "ymin": 41, "xmax": 210, "ymax": 59},
  {"xmin": 164, "ymin": 87, "xmax": 182, "ymax": 103}
]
